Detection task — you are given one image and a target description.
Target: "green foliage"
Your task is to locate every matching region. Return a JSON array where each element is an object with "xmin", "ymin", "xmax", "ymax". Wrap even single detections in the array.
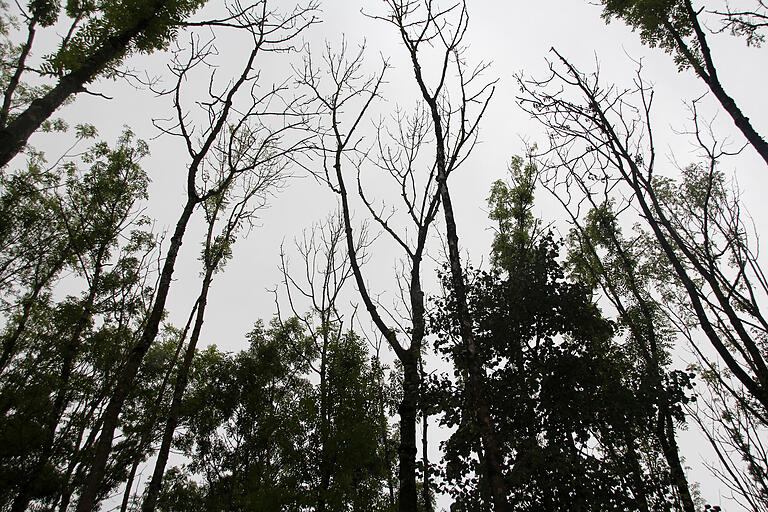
[
  {"xmin": 34, "ymin": 0, "xmax": 207, "ymax": 77},
  {"xmin": 162, "ymin": 318, "xmax": 393, "ymax": 511},
  {"xmin": 431, "ymin": 174, "xmax": 684, "ymax": 511},
  {"xmin": 0, "ymin": 129, "xmax": 156, "ymax": 509},
  {"xmin": 487, "ymin": 154, "xmax": 539, "ymax": 269},
  {"xmin": 600, "ymin": 0, "xmax": 702, "ymax": 70}
]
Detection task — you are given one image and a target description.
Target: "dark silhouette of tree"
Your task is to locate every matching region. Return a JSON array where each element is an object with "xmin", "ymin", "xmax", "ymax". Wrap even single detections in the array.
[
  {"xmin": 518, "ymin": 48, "xmax": 768, "ymax": 509},
  {"xmin": 600, "ymin": 0, "xmax": 768, "ymax": 166},
  {"xmin": 369, "ymin": 1, "xmax": 504, "ymax": 508},
  {"xmin": 298, "ymin": 39, "xmax": 440, "ymax": 512},
  {"xmin": 432, "ymin": 160, "xmax": 691, "ymax": 511},
  {"xmin": 0, "ymin": 0, "xmax": 210, "ymax": 167},
  {"xmin": 74, "ymin": 3, "xmax": 315, "ymax": 508}
]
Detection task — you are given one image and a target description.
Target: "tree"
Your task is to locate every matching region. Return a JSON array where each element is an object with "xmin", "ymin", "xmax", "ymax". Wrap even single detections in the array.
[
  {"xmin": 141, "ymin": 133, "xmax": 286, "ymax": 511},
  {"xmin": 370, "ymin": 1, "xmax": 505, "ymax": 508},
  {"xmin": 74, "ymin": 3, "xmax": 315, "ymax": 508},
  {"xmin": 0, "ymin": 0, "xmax": 214, "ymax": 167},
  {"xmin": 0, "ymin": 128, "xmax": 160, "ymax": 511},
  {"xmin": 565, "ymin": 201, "xmax": 697, "ymax": 512},
  {"xmin": 156, "ymin": 316, "xmax": 390, "ymax": 512},
  {"xmin": 432, "ymin": 160, "xmax": 690, "ymax": 511},
  {"xmin": 517, "ymin": 48, "xmax": 768, "ymax": 509},
  {"xmin": 299, "ymin": 39, "xmax": 439, "ymax": 512},
  {"xmin": 599, "ymin": 0, "xmax": 768, "ymax": 166}
]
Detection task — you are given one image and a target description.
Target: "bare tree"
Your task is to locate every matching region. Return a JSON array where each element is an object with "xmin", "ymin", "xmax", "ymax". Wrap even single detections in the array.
[
  {"xmin": 276, "ymin": 210, "xmax": 366, "ymax": 512},
  {"xmin": 74, "ymin": 3, "xmax": 315, "ymax": 509},
  {"xmin": 298, "ymin": 39, "xmax": 443, "ymax": 511},
  {"xmin": 370, "ymin": 1, "xmax": 505, "ymax": 509}
]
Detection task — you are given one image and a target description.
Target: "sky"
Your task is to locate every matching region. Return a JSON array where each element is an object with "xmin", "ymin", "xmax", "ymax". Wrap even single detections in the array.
[{"xmin": 15, "ymin": 0, "xmax": 768, "ymax": 509}]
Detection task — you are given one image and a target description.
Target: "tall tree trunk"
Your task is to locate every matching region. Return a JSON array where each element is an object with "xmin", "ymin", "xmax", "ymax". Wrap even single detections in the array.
[
  {"xmin": 75, "ymin": 199, "xmax": 196, "ymax": 512},
  {"xmin": 398, "ymin": 355, "xmax": 419, "ymax": 512},
  {"xmin": 395, "ymin": 1, "xmax": 509, "ymax": 501},
  {"xmin": 317, "ymin": 329, "xmax": 330, "ymax": 512},
  {"xmin": 657, "ymin": 407, "xmax": 696, "ymax": 512},
  {"xmin": 119, "ymin": 299, "xmax": 198, "ymax": 512},
  {"xmin": 141, "ymin": 268, "xmax": 213, "ymax": 511},
  {"xmin": 421, "ymin": 402, "xmax": 432, "ymax": 512},
  {"xmin": 433, "ymin": 140, "xmax": 509, "ymax": 512}
]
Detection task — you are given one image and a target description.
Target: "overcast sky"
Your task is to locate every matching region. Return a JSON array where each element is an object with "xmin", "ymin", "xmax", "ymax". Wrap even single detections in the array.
[{"xmin": 20, "ymin": 0, "xmax": 768, "ymax": 508}]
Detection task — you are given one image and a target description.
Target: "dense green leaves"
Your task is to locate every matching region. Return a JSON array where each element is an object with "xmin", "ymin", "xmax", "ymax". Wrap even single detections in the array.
[
  {"xmin": 431, "ymin": 168, "xmax": 688, "ymax": 511},
  {"xmin": 159, "ymin": 319, "xmax": 394, "ymax": 512}
]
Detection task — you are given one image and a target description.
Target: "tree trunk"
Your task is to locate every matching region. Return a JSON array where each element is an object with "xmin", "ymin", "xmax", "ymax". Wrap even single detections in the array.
[
  {"xmin": 434, "ymin": 155, "xmax": 509, "ymax": 512},
  {"xmin": 421, "ymin": 403, "xmax": 432, "ymax": 512},
  {"xmin": 657, "ymin": 407, "xmax": 696, "ymax": 512},
  {"xmin": 141, "ymin": 268, "xmax": 213, "ymax": 512},
  {"xmin": 75, "ymin": 199, "xmax": 196, "ymax": 512},
  {"xmin": 398, "ymin": 355, "xmax": 419, "ymax": 512},
  {"xmin": 120, "ymin": 297, "xmax": 199, "ymax": 512},
  {"xmin": 317, "ymin": 329, "xmax": 330, "ymax": 512}
]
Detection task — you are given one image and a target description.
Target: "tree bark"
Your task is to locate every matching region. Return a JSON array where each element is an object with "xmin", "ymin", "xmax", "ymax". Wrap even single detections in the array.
[{"xmin": 398, "ymin": 355, "xmax": 419, "ymax": 512}]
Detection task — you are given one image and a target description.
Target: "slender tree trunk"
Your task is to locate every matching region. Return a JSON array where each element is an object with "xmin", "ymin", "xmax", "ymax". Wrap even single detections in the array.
[
  {"xmin": 119, "ymin": 299, "xmax": 198, "ymax": 512},
  {"xmin": 398, "ymin": 355, "xmax": 419, "ymax": 512},
  {"xmin": 119, "ymin": 459, "xmax": 140, "ymax": 512},
  {"xmin": 434, "ymin": 161, "xmax": 509, "ymax": 512},
  {"xmin": 0, "ymin": 19, "xmax": 36, "ymax": 128},
  {"xmin": 421, "ymin": 404, "xmax": 431, "ymax": 512},
  {"xmin": 657, "ymin": 407, "xmax": 696, "ymax": 512},
  {"xmin": 75, "ymin": 199, "xmax": 196, "ymax": 512},
  {"xmin": 141, "ymin": 268, "xmax": 213, "ymax": 511}
]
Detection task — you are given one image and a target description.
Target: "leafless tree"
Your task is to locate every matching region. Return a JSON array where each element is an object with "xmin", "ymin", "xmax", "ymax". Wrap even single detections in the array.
[
  {"xmin": 298, "ymin": 38, "xmax": 442, "ymax": 511},
  {"xmin": 74, "ymin": 3, "xmax": 315, "ymax": 510},
  {"xmin": 369, "ymin": 1, "xmax": 505, "ymax": 509}
]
